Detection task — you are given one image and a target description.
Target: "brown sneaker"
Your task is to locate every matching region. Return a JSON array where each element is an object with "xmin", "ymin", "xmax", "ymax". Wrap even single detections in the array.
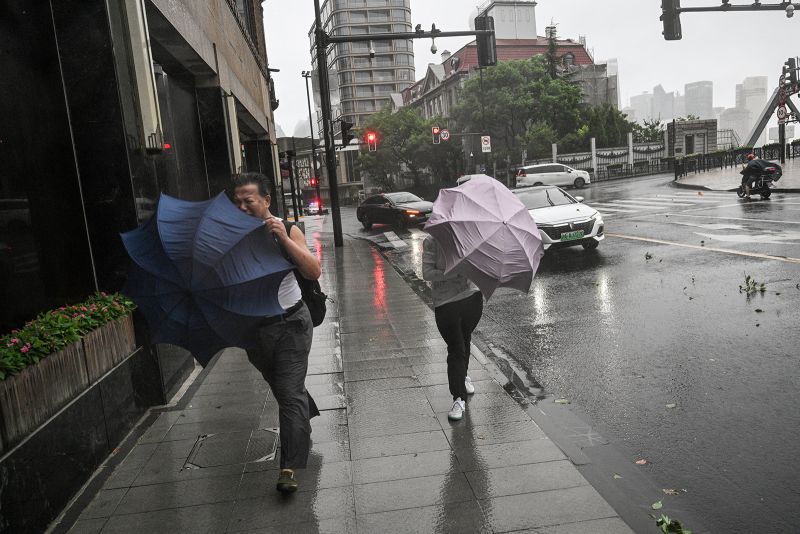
[{"xmin": 276, "ymin": 470, "xmax": 298, "ymax": 493}]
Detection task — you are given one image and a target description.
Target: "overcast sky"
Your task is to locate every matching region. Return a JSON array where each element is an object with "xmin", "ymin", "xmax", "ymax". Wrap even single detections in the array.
[{"xmin": 264, "ymin": 0, "xmax": 800, "ymax": 135}]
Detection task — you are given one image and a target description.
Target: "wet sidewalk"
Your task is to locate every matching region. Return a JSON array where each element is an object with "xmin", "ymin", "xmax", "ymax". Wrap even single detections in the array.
[
  {"xmin": 675, "ymin": 158, "xmax": 800, "ymax": 191},
  {"xmin": 60, "ymin": 219, "xmax": 633, "ymax": 533}
]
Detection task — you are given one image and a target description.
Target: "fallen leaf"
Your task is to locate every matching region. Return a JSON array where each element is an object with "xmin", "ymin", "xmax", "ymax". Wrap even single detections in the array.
[
  {"xmin": 755, "ymin": 309, "xmax": 764, "ymax": 313},
  {"xmin": 652, "ymin": 500, "xmax": 663, "ymax": 510},
  {"xmin": 613, "ymin": 474, "xmax": 623, "ymax": 479},
  {"xmin": 756, "ymin": 323, "xmax": 760, "ymax": 327},
  {"xmin": 554, "ymin": 398, "xmax": 570, "ymax": 404},
  {"xmin": 666, "ymin": 403, "xmax": 677, "ymax": 409},
  {"xmin": 663, "ymin": 489, "xmax": 680, "ymax": 496},
  {"xmin": 775, "ymin": 292, "xmax": 781, "ymax": 296},
  {"xmin": 697, "ymin": 191, "xmax": 704, "ymax": 196},
  {"xmin": 635, "ymin": 459, "xmax": 648, "ymax": 465}
]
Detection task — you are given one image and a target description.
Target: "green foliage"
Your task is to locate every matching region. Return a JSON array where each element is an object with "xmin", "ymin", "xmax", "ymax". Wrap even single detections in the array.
[
  {"xmin": 357, "ymin": 107, "xmax": 462, "ymax": 190},
  {"xmin": 656, "ymin": 514, "xmax": 692, "ymax": 534},
  {"xmin": 739, "ymin": 275, "xmax": 766, "ymax": 295},
  {"xmin": 0, "ymin": 293, "xmax": 136, "ymax": 380},
  {"xmin": 452, "ymin": 57, "xmax": 635, "ymax": 162},
  {"xmin": 633, "ymin": 118, "xmax": 665, "ymax": 144}
]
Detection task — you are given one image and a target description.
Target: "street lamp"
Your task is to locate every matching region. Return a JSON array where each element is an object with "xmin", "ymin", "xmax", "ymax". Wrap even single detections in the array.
[{"xmin": 301, "ymin": 70, "xmax": 323, "ymax": 213}]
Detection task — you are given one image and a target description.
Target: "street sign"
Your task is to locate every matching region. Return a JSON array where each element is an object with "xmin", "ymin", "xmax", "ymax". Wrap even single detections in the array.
[
  {"xmin": 440, "ymin": 129, "xmax": 450, "ymax": 141},
  {"xmin": 777, "ymin": 105, "xmax": 788, "ymax": 123},
  {"xmin": 481, "ymin": 135, "xmax": 491, "ymax": 153}
]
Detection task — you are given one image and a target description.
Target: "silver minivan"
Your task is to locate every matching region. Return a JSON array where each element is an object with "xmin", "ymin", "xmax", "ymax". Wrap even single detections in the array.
[{"xmin": 515, "ymin": 163, "xmax": 591, "ymax": 189}]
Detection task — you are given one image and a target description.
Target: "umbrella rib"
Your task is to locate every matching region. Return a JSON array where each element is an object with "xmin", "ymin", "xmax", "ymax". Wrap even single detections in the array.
[{"xmin": 446, "ymin": 223, "xmax": 506, "ymax": 271}]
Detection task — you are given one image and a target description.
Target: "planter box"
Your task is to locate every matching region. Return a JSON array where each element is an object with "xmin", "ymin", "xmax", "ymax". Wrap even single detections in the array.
[
  {"xmin": 82, "ymin": 315, "xmax": 136, "ymax": 383},
  {"xmin": 0, "ymin": 341, "xmax": 89, "ymax": 448}
]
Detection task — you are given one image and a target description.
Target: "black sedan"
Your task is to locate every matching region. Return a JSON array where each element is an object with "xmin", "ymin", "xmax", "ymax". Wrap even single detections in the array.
[{"xmin": 356, "ymin": 192, "xmax": 433, "ymax": 230}]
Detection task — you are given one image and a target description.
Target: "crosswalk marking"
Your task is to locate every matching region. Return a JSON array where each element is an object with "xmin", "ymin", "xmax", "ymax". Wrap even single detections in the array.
[{"xmin": 382, "ymin": 231, "xmax": 408, "ymax": 248}]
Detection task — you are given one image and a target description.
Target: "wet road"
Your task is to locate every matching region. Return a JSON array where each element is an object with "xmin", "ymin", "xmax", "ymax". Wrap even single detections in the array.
[{"xmin": 341, "ymin": 174, "xmax": 800, "ymax": 533}]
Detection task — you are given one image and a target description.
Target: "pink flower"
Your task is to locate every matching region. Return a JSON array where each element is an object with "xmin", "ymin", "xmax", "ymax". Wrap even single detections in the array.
[
  {"xmin": 10, "ymin": 338, "xmax": 19, "ymax": 345},
  {"xmin": 20, "ymin": 345, "xmax": 30, "ymax": 353}
]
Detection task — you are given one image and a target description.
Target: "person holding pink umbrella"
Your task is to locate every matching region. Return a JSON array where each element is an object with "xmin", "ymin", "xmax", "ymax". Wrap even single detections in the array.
[
  {"xmin": 422, "ymin": 235, "xmax": 483, "ymax": 421},
  {"xmin": 423, "ymin": 176, "xmax": 545, "ymax": 421}
]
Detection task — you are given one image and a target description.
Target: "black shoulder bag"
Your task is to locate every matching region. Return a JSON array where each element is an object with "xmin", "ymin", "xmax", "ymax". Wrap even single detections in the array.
[{"xmin": 281, "ymin": 221, "xmax": 327, "ymax": 327}]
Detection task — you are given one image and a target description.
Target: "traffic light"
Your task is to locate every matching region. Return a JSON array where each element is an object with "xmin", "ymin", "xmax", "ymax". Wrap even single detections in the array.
[
  {"xmin": 474, "ymin": 16, "xmax": 497, "ymax": 67},
  {"xmin": 783, "ymin": 57, "xmax": 798, "ymax": 89},
  {"xmin": 309, "ymin": 177, "xmax": 318, "ymax": 187},
  {"xmin": 341, "ymin": 119, "xmax": 355, "ymax": 148},
  {"xmin": 366, "ymin": 131, "xmax": 377, "ymax": 152},
  {"xmin": 432, "ymin": 126, "xmax": 441, "ymax": 144},
  {"xmin": 660, "ymin": 0, "xmax": 682, "ymax": 41}
]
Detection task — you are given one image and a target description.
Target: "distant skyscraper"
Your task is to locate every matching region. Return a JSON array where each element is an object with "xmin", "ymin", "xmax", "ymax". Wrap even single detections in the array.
[
  {"xmin": 630, "ymin": 92, "xmax": 654, "ymax": 123},
  {"xmin": 739, "ymin": 76, "xmax": 769, "ymax": 144},
  {"xmin": 652, "ymin": 84, "xmax": 675, "ymax": 122},
  {"xmin": 684, "ymin": 81, "xmax": 713, "ymax": 119},
  {"xmin": 309, "ymin": 0, "xmax": 415, "ymax": 127}
]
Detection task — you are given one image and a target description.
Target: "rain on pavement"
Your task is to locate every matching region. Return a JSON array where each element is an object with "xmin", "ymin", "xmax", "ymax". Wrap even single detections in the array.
[{"xmin": 344, "ymin": 173, "xmax": 800, "ymax": 534}]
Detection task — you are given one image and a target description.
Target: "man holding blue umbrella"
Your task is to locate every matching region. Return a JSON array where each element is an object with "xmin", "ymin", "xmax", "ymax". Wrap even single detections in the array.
[{"xmin": 232, "ymin": 172, "xmax": 322, "ymax": 494}]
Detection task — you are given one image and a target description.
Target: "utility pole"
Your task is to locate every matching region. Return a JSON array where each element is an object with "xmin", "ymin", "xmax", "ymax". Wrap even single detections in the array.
[
  {"xmin": 301, "ymin": 70, "xmax": 323, "ymax": 212},
  {"xmin": 313, "ymin": 0, "xmax": 343, "ymax": 246},
  {"xmin": 312, "ymin": 6, "xmax": 496, "ymax": 246}
]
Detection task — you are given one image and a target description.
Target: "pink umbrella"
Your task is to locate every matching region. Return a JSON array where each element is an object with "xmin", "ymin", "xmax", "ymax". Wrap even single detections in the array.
[{"xmin": 424, "ymin": 176, "xmax": 544, "ymax": 298}]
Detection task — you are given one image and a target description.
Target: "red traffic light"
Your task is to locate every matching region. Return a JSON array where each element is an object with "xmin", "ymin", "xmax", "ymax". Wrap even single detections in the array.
[
  {"xmin": 367, "ymin": 132, "xmax": 376, "ymax": 142},
  {"xmin": 432, "ymin": 127, "xmax": 440, "ymax": 135},
  {"xmin": 310, "ymin": 177, "xmax": 318, "ymax": 186}
]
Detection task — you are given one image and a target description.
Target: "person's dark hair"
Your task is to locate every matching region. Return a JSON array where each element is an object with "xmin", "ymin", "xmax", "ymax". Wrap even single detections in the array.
[{"xmin": 231, "ymin": 172, "xmax": 272, "ymax": 197}]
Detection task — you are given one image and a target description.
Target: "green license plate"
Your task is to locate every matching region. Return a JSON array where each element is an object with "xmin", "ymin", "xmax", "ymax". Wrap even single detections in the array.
[{"xmin": 560, "ymin": 230, "xmax": 585, "ymax": 241}]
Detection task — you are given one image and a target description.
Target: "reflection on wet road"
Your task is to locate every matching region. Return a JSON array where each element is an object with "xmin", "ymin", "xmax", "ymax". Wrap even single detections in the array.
[{"xmin": 347, "ymin": 175, "xmax": 800, "ymax": 533}]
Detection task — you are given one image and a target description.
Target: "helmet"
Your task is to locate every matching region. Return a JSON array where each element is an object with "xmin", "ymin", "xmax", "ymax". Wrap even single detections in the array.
[{"xmin": 746, "ymin": 153, "xmax": 756, "ymax": 161}]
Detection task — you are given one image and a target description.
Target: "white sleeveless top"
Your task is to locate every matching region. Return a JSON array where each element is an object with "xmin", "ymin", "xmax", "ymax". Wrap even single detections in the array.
[
  {"xmin": 275, "ymin": 218, "xmax": 303, "ymax": 311},
  {"xmin": 278, "ymin": 272, "xmax": 302, "ymax": 311}
]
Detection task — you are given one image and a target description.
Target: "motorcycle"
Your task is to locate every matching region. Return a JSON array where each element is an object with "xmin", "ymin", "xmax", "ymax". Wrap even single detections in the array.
[{"xmin": 738, "ymin": 161, "xmax": 782, "ymax": 200}]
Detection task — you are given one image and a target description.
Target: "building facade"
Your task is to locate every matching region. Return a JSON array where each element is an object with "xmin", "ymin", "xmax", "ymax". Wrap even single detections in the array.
[
  {"xmin": 309, "ymin": 0, "xmax": 415, "ymax": 128},
  {"xmin": 0, "ymin": 2, "xmax": 280, "ymax": 527}
]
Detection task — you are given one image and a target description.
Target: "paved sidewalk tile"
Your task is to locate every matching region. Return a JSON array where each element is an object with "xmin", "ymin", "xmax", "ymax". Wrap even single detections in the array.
[{"xmin": 65, "ymin": 233, "xmax": 633, "ymax": 534}]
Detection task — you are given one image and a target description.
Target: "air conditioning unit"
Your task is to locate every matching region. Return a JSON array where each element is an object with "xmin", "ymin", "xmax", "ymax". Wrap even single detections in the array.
[{"xmin": 124, "ymin": 0, "xmax": 164, "ymax": 153}]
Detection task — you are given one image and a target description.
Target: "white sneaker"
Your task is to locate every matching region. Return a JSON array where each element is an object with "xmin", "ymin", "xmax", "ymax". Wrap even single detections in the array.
[
  {"xmin": 448, "ymin": 398, "xmax": 466, "ymax": 421},
  {"xmin": 464, "ymin": 376, "xmax": 475, "ymax": 395}
]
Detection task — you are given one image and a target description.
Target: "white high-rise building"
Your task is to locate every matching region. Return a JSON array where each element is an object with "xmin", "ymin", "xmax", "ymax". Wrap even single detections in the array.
[
  {"xmin": 473, "ymin": 0, "xmax": 538, "ymax": 39},
  {"xmin": 309, "ymin": 0, "xmax": 415, "ymax": 127},
  {"xmin": 737, "ymin": 76, "xmax": 769, "ymax": 145}
]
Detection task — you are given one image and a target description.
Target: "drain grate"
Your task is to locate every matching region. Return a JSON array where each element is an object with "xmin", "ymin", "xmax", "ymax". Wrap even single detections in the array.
[{"xmin": 183, "ymin": 428, "xmax": 279, "ymax": 469}]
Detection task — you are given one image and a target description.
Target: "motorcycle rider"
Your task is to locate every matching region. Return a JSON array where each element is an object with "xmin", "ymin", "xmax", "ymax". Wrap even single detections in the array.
[{"xmin": 740, "ymin": 153, "xmax": 781, "ymax": 200}]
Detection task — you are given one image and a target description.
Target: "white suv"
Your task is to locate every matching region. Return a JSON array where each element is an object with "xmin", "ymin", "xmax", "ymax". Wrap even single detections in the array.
[{"xmin": 516, "ymin": 163, "xmax": 591, "ymax": 189}]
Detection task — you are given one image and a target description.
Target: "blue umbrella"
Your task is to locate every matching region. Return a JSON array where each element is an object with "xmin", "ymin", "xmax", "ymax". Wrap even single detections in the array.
[{"xmin": 120, "ymin": 192, "xmax": 294, "ymax": 365}]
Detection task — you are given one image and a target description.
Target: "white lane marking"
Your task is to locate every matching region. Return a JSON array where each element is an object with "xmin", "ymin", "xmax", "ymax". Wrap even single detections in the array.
[
  {"xmin": 593, "ymin": 206, "xmax": 638, "ymax": 213},
  {"xmin": 592, "ymin": 202, "xmax": 675, "ymax": 211},
  {"xmin": 383, "ymin": 231, "xmax": 408, "ymax": 248},
  {"xmin": 671, "ymin": 192, "xmax": 731, "ymax": 198},
  {"xmin": 611, "ymin": 199, "xmax": 696, "ymax": 206},
  {"xmin": 633, "ymin": 196, "xmax": 719, "ymax": 203},
  {"xmin": 661, "ymin": 213, "xmax": 800, "ymax": 225},
  {"xmin": 605, "ymin": 233, "xmax": 800, "ymax": 264}
]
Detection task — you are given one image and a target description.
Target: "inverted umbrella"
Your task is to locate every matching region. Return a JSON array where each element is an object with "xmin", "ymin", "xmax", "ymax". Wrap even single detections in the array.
[
  {"xmin": 424, "ymin": 176, "xmax": 544, "ymax": 299},
  {"xmin": 120, "ymin": 192, "xmax": 294, "ymax": 365}
]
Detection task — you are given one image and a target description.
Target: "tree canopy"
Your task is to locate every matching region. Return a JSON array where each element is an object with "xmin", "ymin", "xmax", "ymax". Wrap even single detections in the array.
[
  {"xmin": 356, "ymin": 107, "xmax": 462, "ymax": 191},
  {"xmin": 452, "ymin": 56, "xmax": 636, "ymax": 162}
]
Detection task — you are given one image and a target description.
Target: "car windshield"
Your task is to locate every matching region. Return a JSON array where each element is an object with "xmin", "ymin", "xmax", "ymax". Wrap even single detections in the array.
[
  {"xmin": 386, "ymin": 193, "xmax": 422, "ymax": 204},
  {"xmin": 515, "ymin": 188, "xmax": 575, "ymax": 209}
]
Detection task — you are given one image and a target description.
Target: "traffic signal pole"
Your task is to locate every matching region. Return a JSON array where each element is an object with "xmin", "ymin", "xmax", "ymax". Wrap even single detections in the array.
[
  {"xmin": 314, "ymin": 0, "xmax": 344, "ymax": 246},
  {"xmin": 301, "ymin": 71, "xmax": 323, "ymax": 212},
  {"xmin": 313, "ymin": 3, "xmax": 495, "ymax": 246}
]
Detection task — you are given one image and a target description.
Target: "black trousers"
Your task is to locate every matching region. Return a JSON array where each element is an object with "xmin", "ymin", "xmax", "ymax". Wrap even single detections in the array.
[
  {"xmin": 246, "ymin": 303, "xmax": 320, "ymax": 469},
  {"xmin": 434, "ymin": 292, "xmax": 483, "ymax": 401}
]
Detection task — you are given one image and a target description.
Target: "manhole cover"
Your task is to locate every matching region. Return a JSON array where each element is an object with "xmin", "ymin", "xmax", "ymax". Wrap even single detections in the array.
[{"xmin": 183, "ymin": 428, "xmax": 279, "ymax": 469}]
